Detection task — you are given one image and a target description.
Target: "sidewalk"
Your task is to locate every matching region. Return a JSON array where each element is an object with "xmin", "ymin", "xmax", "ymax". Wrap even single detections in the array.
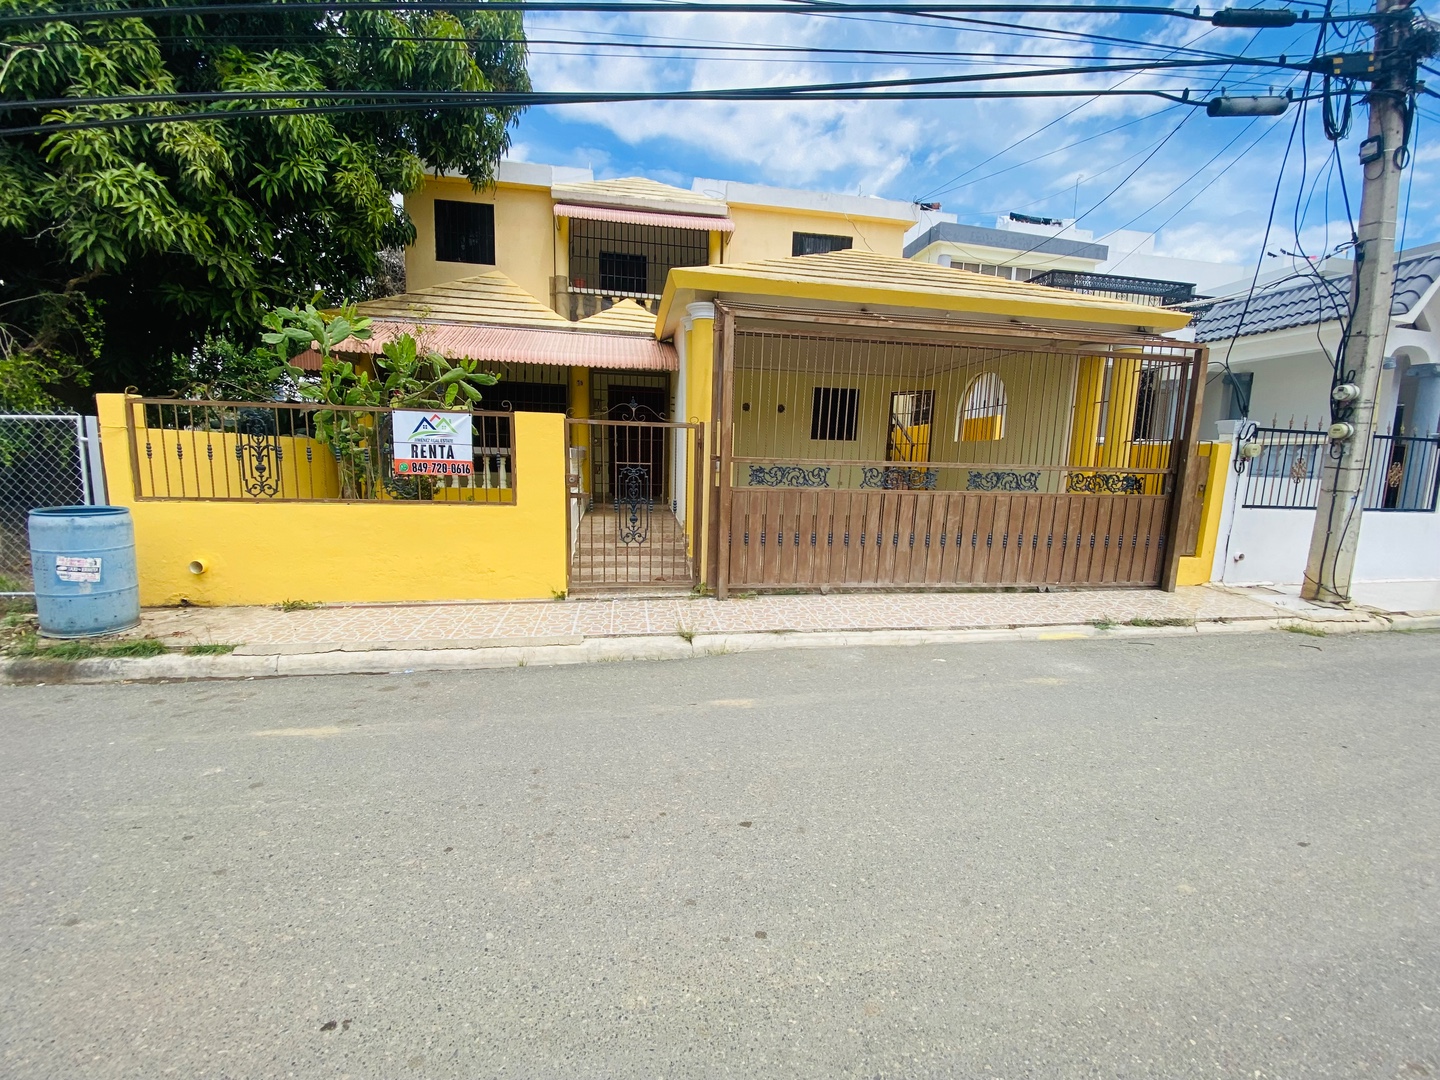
[
  {"xmin": 128, "ymin": 585, "xmax": 1314, "ymax": 652},
  {"xmin": 6, "ymin": 583, "xmax": 1423, "ymax": 684}
]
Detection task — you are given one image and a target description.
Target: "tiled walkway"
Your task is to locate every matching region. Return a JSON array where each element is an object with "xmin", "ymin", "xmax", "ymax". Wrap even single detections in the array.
[{"xmin": 130, "ymin": 586, "xmax": 1287, "ymax": 649}]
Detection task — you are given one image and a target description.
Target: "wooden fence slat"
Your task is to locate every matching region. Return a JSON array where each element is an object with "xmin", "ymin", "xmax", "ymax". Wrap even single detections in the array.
[
  {"xmin": 718, "ymin": 486, "xmax": 1177, "ymax": 591},
  {"xmin": 1117, "ymin": 495, "xmax": 1144, "ymax": 583},
  {"xmin": 939, "ymin": 493, "xmax": 965, "ymax": 583},
  {"xmin": 893, "ymin": 495, "xmax": 917, "ymax": 583}
]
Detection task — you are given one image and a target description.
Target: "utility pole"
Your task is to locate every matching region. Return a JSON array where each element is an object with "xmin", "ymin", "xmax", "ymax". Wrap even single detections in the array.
[{"xmin": 1302, "ymin": 0, "xmax": 1419, "ymax": 604}]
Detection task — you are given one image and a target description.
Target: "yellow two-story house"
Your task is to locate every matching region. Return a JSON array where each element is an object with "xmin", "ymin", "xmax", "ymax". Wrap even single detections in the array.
[
  {"xmin": 318, "ymin": 162, "xmax": 923, "ymax": 511},
  {"xmin": 402, "ymin": 160, "xmax": 923, "ymax": 320}
]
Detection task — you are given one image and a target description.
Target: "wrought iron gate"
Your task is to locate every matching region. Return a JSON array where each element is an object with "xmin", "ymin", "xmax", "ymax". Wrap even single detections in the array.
[{"xmin": 566, "ymin": 414, "xmax": 704, "ymax": 591}]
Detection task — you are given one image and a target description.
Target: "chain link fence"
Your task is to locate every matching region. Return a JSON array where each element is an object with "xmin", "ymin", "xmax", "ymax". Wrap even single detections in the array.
[{"xmin": 0, "ymin": 415, "xmax": 105, "ymax": 585}]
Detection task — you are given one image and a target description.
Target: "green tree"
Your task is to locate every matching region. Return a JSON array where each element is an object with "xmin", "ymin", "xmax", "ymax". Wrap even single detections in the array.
[
  {"xmin": 0, "ymin": 1, "xmax": 528, "ymax": 407},
  {"xmin": 264, "ymin": 300, "xmax": 498, "ymax": 497}
]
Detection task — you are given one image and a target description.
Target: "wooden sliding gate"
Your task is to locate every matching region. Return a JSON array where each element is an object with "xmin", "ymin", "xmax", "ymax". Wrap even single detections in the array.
[
  {"xmin": 711, "ymin": 308, "xmax": 1206, "ymax": 596},
  {"xmin": 724, "ymin": 489, "xmax": 1171, "ymax": 589}
]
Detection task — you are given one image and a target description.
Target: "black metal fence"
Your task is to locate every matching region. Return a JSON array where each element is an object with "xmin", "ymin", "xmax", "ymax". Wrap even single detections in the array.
[
  {"xmin": 1239, "ymin": 424, "xmax": 1440, "ymax": 511},
  {"xmin": 126, "ymin": 399, "xmax": 516, "ymax": 504},
  {"xmin": 1366, "ymin": 433, "xmax": 1440, "ymax": 511}
]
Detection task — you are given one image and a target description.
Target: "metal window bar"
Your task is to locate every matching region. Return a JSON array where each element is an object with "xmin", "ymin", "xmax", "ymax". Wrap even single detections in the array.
[
  {"xmin": 124, "ymin": 399, "xmax": 516, "ymax": 504},
  {"xmin": 434, "ymin": 199, "xmax": 495, "ymax": 265},
  {"xmin": 567, "ymin": 219, "xmax": 709, "ymax": 308},
  {"xmin": 1363, "ymin": 432, "xmax": 1440, "ymax": 512}
]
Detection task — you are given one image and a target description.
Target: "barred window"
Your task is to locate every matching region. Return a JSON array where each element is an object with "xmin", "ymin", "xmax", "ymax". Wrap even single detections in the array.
[
  {"xmin": 956, "ymin": 372, "xmax": 1007, "ymax": 441},
  {"xmin": 435, "ymin": 200, "xmax": 495, "ymax": 265},
  {"xmin": 598, "ymin": 251, "xmax": 648, "ymax": 294},
  {"xmin": 810, "ymin": 387, "xmax": 859, "ymax": 441}
]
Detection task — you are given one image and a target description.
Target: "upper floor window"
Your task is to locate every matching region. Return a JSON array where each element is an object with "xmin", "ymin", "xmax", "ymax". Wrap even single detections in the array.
[
  {"xmin": 792, "ymin": 232, "xmax": 854, "ymax": 257},
  {"xmin": 435, "ymin": 199, "xmax": 495, "ymax": 264},
  {"xmin": 599, "ymin": 251, "xmax": 648, "ymax": 294}
]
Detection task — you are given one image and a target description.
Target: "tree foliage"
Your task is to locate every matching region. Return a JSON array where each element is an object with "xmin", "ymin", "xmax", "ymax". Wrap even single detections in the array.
[
  {"xmin": 0, "ymin": 0, "xmax": 529, "ymax": 405},
  {"xmin": 263, "ymin": 300, "xmax": 498, "ymax": 497}
]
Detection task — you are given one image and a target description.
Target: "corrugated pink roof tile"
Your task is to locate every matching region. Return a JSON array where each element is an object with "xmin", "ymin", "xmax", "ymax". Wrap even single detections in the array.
[
  {"xmin": 554, "ymin": 202, "xmax": 735, "ymax": 233},
  {"xmin": 293, "ymin": 320, "xmax": 674, "ymax": 372}
]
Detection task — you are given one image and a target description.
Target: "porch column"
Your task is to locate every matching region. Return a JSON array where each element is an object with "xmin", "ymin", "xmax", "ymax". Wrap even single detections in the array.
[
  {"xmin": 1068, "ymin": 355, "xmax": 1107, "ymax": 469},
  {"xmin": 686, "ymin": 301, "xmax": 716, "ymax": 581},
  {"xmin": 1409, "ymin": 363, "xmax": 1440, "ymax": 435},
  {"xmin": 674, "ymin": 319, "xmax": 690, "ymax": 529},
  {"xmin": 569, "ymin": 366, "xmax": 590, "ymax": 497},
  {"xmin": 1100, "ymin": 352, "xmax": 1143, "ymax": 468}
]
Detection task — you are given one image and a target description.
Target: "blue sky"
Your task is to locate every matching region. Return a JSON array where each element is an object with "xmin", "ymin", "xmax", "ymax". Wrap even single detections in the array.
[{"xmin": 507, "ymin": 2, "xmax": 1437, "ymax": 270}]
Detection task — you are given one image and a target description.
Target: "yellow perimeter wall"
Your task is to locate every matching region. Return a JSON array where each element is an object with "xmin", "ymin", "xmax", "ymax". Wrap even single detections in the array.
[
  {"xmin": 97, "ymin": 395, "xmax": 568, "ymax": 606},
  {"xmin": 1176, "ymin": 440, "xmax": 1231, "ymax": 587}
]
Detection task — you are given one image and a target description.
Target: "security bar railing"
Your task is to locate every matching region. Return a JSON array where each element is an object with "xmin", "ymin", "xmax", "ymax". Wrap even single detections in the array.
[
  {"xmin": 125, "ymin": 399, "xmax": 516, "ymax": 504},
  {"xmin": 1239, "ymin": 424, "xmax": 1440, "ymax": 512}
]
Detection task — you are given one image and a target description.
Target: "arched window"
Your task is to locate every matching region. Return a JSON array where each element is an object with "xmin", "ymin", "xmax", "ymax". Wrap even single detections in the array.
[{"xmin": 956, "ymin": 372, "xmax": 1007, "ymax": 441}]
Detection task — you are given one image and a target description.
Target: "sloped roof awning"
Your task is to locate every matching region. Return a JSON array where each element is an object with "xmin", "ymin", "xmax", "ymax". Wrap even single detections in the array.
[
  {"xmin": 656, "ymin": 249, "xmax": 1193, "ymax": 339},
  {"xmin": 554, "ymin": 202, "xmax": 735, "ymax": 233},
  {"xmin": 293, "ymin": 320, "xmax": 676, "ymax": 372}
]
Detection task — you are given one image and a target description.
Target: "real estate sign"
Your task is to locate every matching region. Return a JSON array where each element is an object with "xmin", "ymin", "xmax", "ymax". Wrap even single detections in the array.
[{"xmin": 392, "ymin": 410, "xmax": 473, "ymax": 477}]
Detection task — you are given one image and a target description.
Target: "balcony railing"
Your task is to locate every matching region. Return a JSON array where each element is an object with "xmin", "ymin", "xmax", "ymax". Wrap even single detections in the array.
[
  {"xmin": 552, "ymin": 280, "xmax": 661, "ymax": 321},
  {"xmin": 1027, "ymin": 269, "xmax": 1199, "ymax": 308}
]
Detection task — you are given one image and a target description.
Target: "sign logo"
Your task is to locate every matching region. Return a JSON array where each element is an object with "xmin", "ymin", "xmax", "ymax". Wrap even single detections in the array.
[{"xmin": 392, "ymin": 410, "xmax": 473, "ymax": 476}]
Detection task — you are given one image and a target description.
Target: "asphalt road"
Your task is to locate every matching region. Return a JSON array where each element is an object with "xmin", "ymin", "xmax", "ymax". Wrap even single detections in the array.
[{"xmin": 2, "ymin": 630, "xmax": 1438, "ymax": 1080}]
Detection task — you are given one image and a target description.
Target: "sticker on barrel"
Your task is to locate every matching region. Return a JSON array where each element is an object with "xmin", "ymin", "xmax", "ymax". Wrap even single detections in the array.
[
  {"xmin": 392, "ymin": 410, "xmax": 473, "ymax": 477},
  {"xmin": 56, "ymin": 555, "xmax": 102, "ymax": 583}
]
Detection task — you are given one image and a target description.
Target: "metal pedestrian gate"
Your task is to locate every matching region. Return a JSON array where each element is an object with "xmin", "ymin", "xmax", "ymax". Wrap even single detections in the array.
[{"xmin": 566, "ymin": 413, "xmax": 704, "ymax": 591}]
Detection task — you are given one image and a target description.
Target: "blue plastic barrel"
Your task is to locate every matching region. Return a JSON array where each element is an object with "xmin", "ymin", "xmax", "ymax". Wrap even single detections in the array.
[{"xmin": 28, "ymin": 506, "xmax": 141, "ymax": 638}]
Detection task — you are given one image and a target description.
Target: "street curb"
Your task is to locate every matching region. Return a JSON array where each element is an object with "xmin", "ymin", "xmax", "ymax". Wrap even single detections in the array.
[{"xmin": 0, "ymin": 612, "xmax": 1394, "ymax": 684}]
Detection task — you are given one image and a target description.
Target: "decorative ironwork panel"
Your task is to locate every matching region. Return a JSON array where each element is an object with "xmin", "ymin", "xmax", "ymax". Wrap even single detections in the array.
[
  {"xmin": 614, "ymin": 464, "xmax": 653, "ymax": 545},
  {"xmin": 234, "ymin": 409, "xmax": 283, "ymax": 498},
  {"xmin": 969, "ymin": 470, "xmax": 1041, "ymax": 492},
  {"xmin": 861, "ymin": 466, "xmax": 938, "ymax": 490},
  {"xmin": 1065, "ymin": 472, "xmax": 1142, "ymax": 494},
  {"xmin": 748, "ymin": 464, "xmax": 830, "ymax": 488}
]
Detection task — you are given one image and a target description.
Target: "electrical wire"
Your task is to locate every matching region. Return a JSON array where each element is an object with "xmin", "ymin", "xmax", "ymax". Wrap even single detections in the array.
[
  {"xmin": 1101, "ymin": 116, "xmax": 1266, "ymax": 272},
  {"xmin": 0, "ymin": 1, "xmax": 1326, "ymax": 29},
  {"xmin": 0, "ymin": 30, "xmax": 1296, "ymax": 67},
  {"xmin": 916, "ymin": 19, "xmax": 1232, "ymax": 202},
  {"xmin": 13, "ymin": 83, "xmax": 1309, "ymax": 138},
  {"xmin": 0, "ymin": 53, "xmax": 1312, "ymax": 118}
]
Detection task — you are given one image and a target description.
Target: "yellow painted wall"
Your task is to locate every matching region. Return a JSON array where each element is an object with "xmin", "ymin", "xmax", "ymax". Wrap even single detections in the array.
[
  {"xmin": 97, "ymin": 395, "xmax": 568, "ymax": 606},
  {"xmin": 404, "ymin": 176, "xmax": 562, "ymax": 304},
  {"xmin": 686, "ymin": 313, "xmax": 715, "ymax": 573},
  {"xmin": 729, "ymin": 340, "xmax": 1079, "ymax": 493},
  {"xmin": 1176, "ymin": 440, "xmax": 1231, "ymax": 586},
  {"xmin": 722, "ymin": 204, "xmax": 911, "ymax": 263}
]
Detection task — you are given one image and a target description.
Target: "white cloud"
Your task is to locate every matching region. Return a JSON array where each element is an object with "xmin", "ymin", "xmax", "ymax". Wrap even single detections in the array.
[{"xmin": 507, "ymin": 8, "xmax": 1425, "ymax": 253}]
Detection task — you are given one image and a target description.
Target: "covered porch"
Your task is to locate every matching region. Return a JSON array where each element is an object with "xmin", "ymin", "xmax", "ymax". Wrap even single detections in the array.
[{"xmin": 658, "ymin": 250, "xmax": 1206, "ymax": 596}]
